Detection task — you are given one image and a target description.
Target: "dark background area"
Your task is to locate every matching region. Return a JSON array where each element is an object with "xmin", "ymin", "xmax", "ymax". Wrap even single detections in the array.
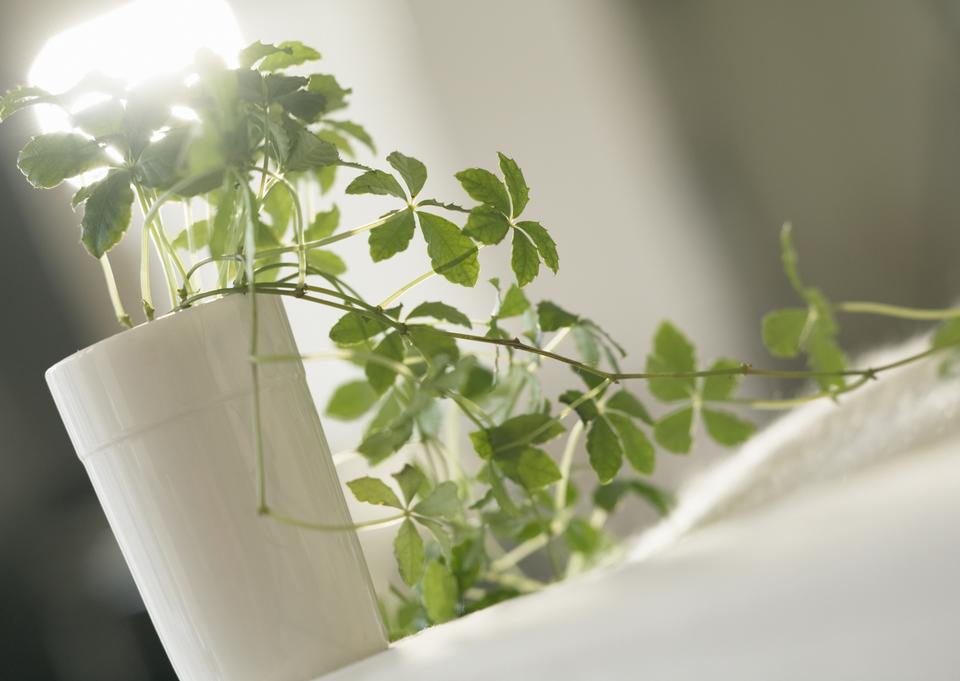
[{"xmin": 3, "ymin": 1, "xmax": 960, "ymax": 678}]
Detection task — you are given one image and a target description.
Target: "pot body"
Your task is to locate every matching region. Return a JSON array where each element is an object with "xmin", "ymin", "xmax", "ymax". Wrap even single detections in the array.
[{"xmin": 46, "ymin": 294, "xmax": 387, "ymax": 681}]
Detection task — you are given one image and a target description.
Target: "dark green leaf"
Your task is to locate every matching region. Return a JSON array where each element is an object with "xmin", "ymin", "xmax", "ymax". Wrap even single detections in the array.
[
  {"xmin": 326, "ymin": 380, "xmax": 378, "ymax": 420},
  {"xmin": 418, "ymin": 212, "xmax": 480, "ymax": 286},
  {"xmin": 394, "ymin": 518, "xmax": 425, "ymax": 586},
  {"xmin": 516, "ymin": 221, "xmax": 558, "ymax": 273},
  {"xmin": 286, "ymin": 126, "xmax": 340, "ymax": 171},
  {"xmin": 607, "ymin": 412, "xmax": 654, "ymax": 475},
  {"xmin": 392, "ymin": 464, "xmax": 426, "ymax": 506},
  {"xmin": 516, "ymin": 447, "xmax": 561, "ymax": 490},
  {"xmin": 702, "ymin": 408, "xmax": 755, "ymax": 446},
  {"xmin": 134, "ymin": 126, "xmax": 193, "ymax": 188},
  {"xmin": 346, "ymin": 169, "xmax": 406, "ymax": 199},
  {"xmin": 80, "ymin": 169, "xmax": 134, "ymax": 258},
  {"xmin": 367, "ymin": 208, "xmax": 416, "ymax": 262},
  {"xmin": 387, "ymin": 151, "xmax": 427, "ymax": 198},
  {"xmin": 538, "ymin": 301, "xmax": 579, "ymax": 331},
  {"xmin": 329, "ymin": 311, "xmax": 390, "ymax": 345},
  {"xmin": 605, "ymin": 389, "xmax": 653, "ymax": 425},
  {"xmin": 455, "ymin": 167, "xmax": 511, "ymax": 215},
  {"xmin": 366, "ymin": 331, "xmax": 405, "ymax": 394},
  {"xmin": 497, "ymin": 152, "xmax": 529, "ymax": 217},
  {"xmin": 511, "ymin": 229, "xmax": 539, "ymax": 287},
  {"xmin": 572, "ymin": 325, "xmax": 600, "ymax": 366},
  {"xmin": 346, "ymin": 476, "xmax": 403, "ymax": 509},
  {"xmin": 258, "ymin": 41, "xmax": 321, "ymax": 71},
  {"xmin": 277, "ymin": 90, "xmax": 328, "ymax": 121},
  {"xmin": 559, "ymin": 389, "xmax": 599, "ymax": 422},
  {"xmin": 18, "ymin": 133, "xmax": 109, "ymax": 188},
  {"xmin": 761, "ymin": 308, "xmax": 808, "ymax": 358},
  {"xmin": 646, "ymin": 321, "xmax": 697, "ymax": 402},
  {"xmin": 586, "ymin": 416, "xmax": 623, "ymax": 484},
  {"xmin": 653, "ymin": 407, "xmax": 694, "ymax": 454},
  {"xmin": 407, "ymin": 301, "xmax": 472, "ymax": 328},
  {"xmin": 413, "ymin": 481, "xmax": 460, "ymax": 519},
  {"xmin": 498, "ymin": 284, "xmax": 530, "ymax": 318},
  {"xmin": 463, "ymin": 205, "xmax": 511, "ymax": 245},
  {"xmin": 422, "ymin": 560, "xmax": 458, "ymax": 624},
  {"xmin": 593, "ymin": 479, "xmax": 674, "ymax": 516},
  {"xmin": 701, "ymin": 358, "xmax": 744, "ymax": 401}
]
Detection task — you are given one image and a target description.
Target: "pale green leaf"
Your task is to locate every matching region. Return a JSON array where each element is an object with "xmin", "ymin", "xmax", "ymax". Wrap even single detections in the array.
[
  {"xmin": 18, "ymin": 133, "xmax": 109, "ymax": 188},
  {"xmin": 326, "ymin": 380, "xmax": 378, "ymax": 420},
  {"xmin": 346, "ymin": 169, "xmax": 406, "ymax": 199},
  {"xmin": 605, "ymin": 389, "xmax": 653, "ymax": 425},
  {"xmin": 329, "ymin": 311, "xmax": 390, "ymax": 345},
  {"xmin": 172, "ymin": 219, "xmax": 210, "ymax": 252},
  {"xmin": 646, "ymin": 322, "xmax": 697, "ymax": 402},
  {"xmin": 392, "ymin": 464, "xmax": 426, "ymax": 506},
  {"xmin": 422, "ymin": 560, "xmax": 458, "ymax": 624},
  {"xmin": 258, "ymin": 41, "xmax": 321, "ymax": 71},
  {"xmin": 413, "ymin": 481, "xmax": 460, "ymax": 519},
  {"xmin": 702, "ymin": 408, "xmax": 755, "ymax": 446},
  {"xmin": 306, "ymin": 249, "xmax": 346, "ymax": 275},
  {"xmin": 346, "ymin": 476, "xmax": 403, "ymax": 509},
  {"xmin": 407, "ymin": 325, "xmax": 460, "ymax": 363},
  {"xmin": 653, "ymin": 407, "xmax": 694, "ymax": 454},
  {"xmin": 499, "ymin": 284, "xmax": 530, "ymax": 318},
  {"xmin": 327, "ymin": 120, "xmax": 375, "ymax": 154},
  {"xmin": 701, "ymin": 358, "xmax": 744, "ymax": 401},
  {"xmin": 394, "ymin": 519, "xmax": 425, "ymax": 586},
  {"xmin": 286, "ymin": 127, "xmax": 340, "ymax": 171},
  {"xmin": 586, "ymin": 416, "xmax": 623, "ymax": 484},
  {"xmin": 607, "ymin": 412, "xmax": 655, "ymax": 475},
  {"xmin": 418, "ymin": 212, "xmax": 480, "ymax": 286},
  {"xmin": 305, "ymin": 205, "xmax": 340, "ymax": 241},
  {"xmin": 407, "ymin": 301, "xmax": 472, "ymax": 328},
  {"xmin": 516, "ymin": 447, "xmax": 562, "ymax": 490},
  {"xmin": 80, "ymin": 169, "xmax": 134, "ymax": 258},
  {"xmin": 366, "ymin": 331, "xmax": 405, "ymax": 394},
  {"xmin": 762, "ymin": 308, "xmax": 808, "ymax": 358}
]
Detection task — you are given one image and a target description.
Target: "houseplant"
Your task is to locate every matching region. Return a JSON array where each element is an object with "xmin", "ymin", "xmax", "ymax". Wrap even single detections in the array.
[{"xmin": 5, "ymin": 38, "xmax": 960, "ymax": 678}]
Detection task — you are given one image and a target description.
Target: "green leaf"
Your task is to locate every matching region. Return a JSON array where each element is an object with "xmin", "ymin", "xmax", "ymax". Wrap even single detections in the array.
[
  {"xmin": 407, "ymin": 325, "xmax": 460, "ymax": 364},
  {"xmin": 418, "ymin": 212, "xmax": 480, "ymax": 286},
  {"xmin": 559, "ymin": 389, "xmax": 599, "ymax": 422},
  {"xmin": 72, "ymin": 99, "xmax": 124, "ymax": 139},
  {"xmin": 368, "ymin": 208, "xmax": 416, "ymax": 262},
  {"xmin": 209, "ymin": 185, "xmax": 237, "ymax": 257},
  {"xmin": 933, "ymin": 318, "xmax": 960, "ymax": 349},
  {"xmin": 306, "ymin": 73, "xmax": 350, "ymax": 112},
  {"xmin": 80, "ymin": 169, "xmax": 134, "ymax": 258},
  {"xmin": 407, "ymin": 302, "xmax": 472, "ymax": 328},
  {"xmin": 646, "ymin": 322, "xmax": 697, "ymax": 402},
  {"xmin": 134, "ymin": 126, "xmax": 192, "ymax": 188},
  {"xmin": 761, "ymin": 308, "xmax": 808, "ymax": 358},
  {"xmin": 394, "ymin": 519, "xmax": 425, "ymax": 587},
  {"xmin": 278, "ymin": 90, "xmax": 328, "ymax": 122},
  {"xmin": 565, "ymin": 518, "xmax": 601, "ymax": 554},
  {"xmin": 516, "ymin": 221, "xmax": 558, "ymax": 273},
  {"xmin": 779, "ymin": 223, "xmax": 805, "ymax": 294},
  {"xmin": 306, "ymin": 249, "xmax": 346, "ymax": 275},
  {"xmin": 593, "ymin": 479, "xmax": 674, "ymax": 516},
  {"xmin": 511, "ymin": 229, "xmax": 539, "ymax": 287},
  {"xmin": 346, "ymin": 476, "xmax": 403, "ymax": 509},
  {"xmin": 463, "ymin": 205, "xmax": 511, "ymax": 245},
  {"xmin": 497, "ymin": 152, "xmax": 529, "ymax": 217},
  {"xmin": 359, "ymin": 415, "xmax": 414, "ymax": 464},
  {"xmin": 416, "ymin": 517, "xmax": 453, "ymax": 559},
  {"xmin": 805, "ymin": 322, "xmax": 847, "ymax": 391},
  {"xmin": 498, "ymin": 284, "xmax": 530, "ymax": 318},
  {"xmin": 172, "ymin": 219, "xmax": 210, "ymax": 252},
  {"xmin": 262, "ymin": 182, "xmax": 293, "ymax": 235},
  {"xmin": 387, "ymin": 151, "xmax": 427, "ymax": 198},
  {"xmin": 607, "ymin": 412, "xmax": 655, "ymax": 475},
  {"xmin": 516, "ymin": 447, "xmax": 561, "ymax": 490},
  {"xmin": 366, "ymin": 331, "xmax": 405, "ymax": 394},
  {"xmin": 455, "ymin": 167, "xmax": 511, "ymax": 216},
  {"xmin": 305, "ymin": 205, "xmax": 340, "ymax": 241},
  {"xmin": 413, "ymin": 481, "xmax": 460, "ymax": 519},
  {"xmin": 286, "ymin": 126, "xmax": 340, "ymax": 172},
  {"xmin": 392, "ymin": 464, "xmax": 426, "ymax": 506},
  {"xmin": 18, "ymin": 133, "xmax": 109, "ymax": 188},
  {"xmin": 653, "ymin": 407, "xmax": 694, "ymax": 454},
  {"xmin": 605, "ymin": 389, "xmax": 653, "ymax": 425},
  {"xmin": 702, "ymin": 408, "xmax": 755, "ymax": 446},
  {"xmin": 701, "ymin": 358, "xmax": 744, "ymax": 401},
  {"xmin": 0, "ymin": 85, "xmax": 53, "ymax": 122},
  {"xmin": 326, "ymin": 380, "xmax": 378, "ymax": 420},
  {"xmin": 485, "ymin": 413, "xmax": 566, "ymax": 460},
  {"xmin": 346, "ymin": 169, "xmax": 406, "ymax": 199},
  {"xmin": 422, "ymin": 560, "xmax": 458, "ymax": 624},
  {"xmin": 329, "ymin": 311, "xmax": 390, "ymax": 345},
  {"xmin": 257, "ymin": 41, "xmax": 321, "ymax": 71},
  {"xmin": 586, "ymin": 416, "xmax": 623, "ymax": 484},
  {"xmin": 239, "ymin": 41, "xmax": 286, "ymax": 68},
  {"xmin": 327, "ymin": 120, "xmax": 375, "ymax": 154},
  {"xmin": 538, "ymin": 301, "xmax": 579, "ymax": 331}
]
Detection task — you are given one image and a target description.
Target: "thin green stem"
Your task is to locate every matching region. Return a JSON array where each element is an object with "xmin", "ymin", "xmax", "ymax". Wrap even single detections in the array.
[
  {"xmin": 99, "ymin": 255, "xmax": 132, "ymax": 328},
  {"xmin": 264, "ymin": 507, "xmax": 406, "ymax": 533},
  {"xmin": 378, "ymin": 244, "xmax": 487, "ymax": 309},
  {"xmin": 836, "ymin": 301, "xmax": 960, "ymax": 321},
  {"xmin": 254, "ymin": 213, "xmax": 394, "ymax": 260},
  {"xmin": 554, "ymin": 419, "xmax": 585, "ymax": 512}
]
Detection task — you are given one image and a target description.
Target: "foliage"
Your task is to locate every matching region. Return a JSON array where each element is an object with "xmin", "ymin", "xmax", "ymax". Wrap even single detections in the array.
[{"xmin": 5, "ymin": 39, "xmax": 960, "ymax": 643}]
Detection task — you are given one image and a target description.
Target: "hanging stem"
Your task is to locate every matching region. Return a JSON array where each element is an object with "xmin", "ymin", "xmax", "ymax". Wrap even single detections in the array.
[{"xmin": 99, "ymin": 255, "xmax": 131, "ymax": 328}]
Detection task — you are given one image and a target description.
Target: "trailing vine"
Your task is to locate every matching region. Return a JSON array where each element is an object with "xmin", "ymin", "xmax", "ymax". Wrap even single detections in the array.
[{"xmin": 4, "ymin": 40, "xmax": 960, "ymax": 639}]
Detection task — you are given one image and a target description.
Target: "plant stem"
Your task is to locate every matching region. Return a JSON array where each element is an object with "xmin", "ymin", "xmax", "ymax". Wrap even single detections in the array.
[
  {"xmin": 554, "ymin": 420, "xmax": 585, "ymax": 511},
  {"xmin": 265, "ymin": 507, "xmax": 406, "ymax": 532},
  {"xmin": 99, "ymin": 255, "xmax": 132, "ymax": 328},
  {"xmin": 836, "ymin": 301, "xmax": 960, "ymax": 321},
  {"xmin": 253, "ymin": 213, "xmax": 394, "ymax": 260}
]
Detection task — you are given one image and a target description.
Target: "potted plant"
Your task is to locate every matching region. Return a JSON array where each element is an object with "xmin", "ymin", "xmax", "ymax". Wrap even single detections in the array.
[{"xmin": 4, "ymin": 38, "xmax": 960, "ymax": 681}]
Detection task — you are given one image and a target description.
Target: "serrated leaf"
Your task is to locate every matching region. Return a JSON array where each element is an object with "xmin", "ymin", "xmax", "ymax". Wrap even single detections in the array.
[
  {"xmin": 407, "ymin": 301, "xmax": 472, "ymax": 328},
  {"xmin": 497, "ymin": 152, "xmax": 529, "ymax": 217},
  {"xmin": 368, "ymin": 208, "xmax": 416, "ymax": 262},
  {"xmin": 486, "ymin": 413, "xmax": 566, "ymax": 460},
  {"xmin": 329, "ymin": 311, "xmax": 391, "ymax": 346},
  {"xmin": 455, "ymin": 167, "xmax": 511, "ymax": 215},
  {"xmin": 306, "ymin": 249, "xmax": 346, "ymax": 275},
  {"xmin": 392, "ymin": 464, "xmax": 425, "ymax": 506},
  {"xmin": 306, "ymin": 73, "xmax": 350, "ymax": 112},
  {"xmin": 586, "ymin": 416, "xmax": 623, "ymax": 484},
  {"xmin": 416, "ymin": 517, "xmax": 453, "ymax": 559},
  {"xmin": 423, "ymin": 559, "xmax": 458, "ymax": 624},
  {"xmin": 278, "ymin": 90, "xmax": 328, "ymax": 122},
  {"xmin": 702, "ymin": 408, "xmax": 755, "ymax": 446},
  {"xmin": 366, "ymin": 331, "xmax": 405, "ymax": 394},
  {"xmin": 499, "ymin": 284, "xmax": 530, "ymax": 318},
  {"xmin": 516, "ymin": 447, "xmax": 561, "ymax": 490},
  {"xmin": 653, "ymin": 407, "xmax": 694, "ymax": 454},
  {"xmin": 258, "ymin": 41, "xmax": 321, "ymax": 71},
  {"xmin": 511, "ymin": 229, "xmax": 539, "ymax": 287},
  {"xmin": 239, "ymin": 41, "xmax": 291, "ymax": 69},
  {"xmin": 80, "ymin": 169, "xmax": 134, "ymax": 258},
  {"xmin": 593, "ymin": 479, "xmax": 674, "ymax": 516},
  {"xmin": 387, "ymin": 151, "xmax": 427, "ymax": 198},
  {"xmin": 359, "ymin": 414, "xmax": 414, "ymax": 464},
  {"xmin": 538, "ymin": 301, "xmax": 579, "ymax": 331},
  {"xmin": 326, "ymin": 380, "xmax": 378, "ymax": 420},
  {"xmin": 285, "ymin": 126, "xmax": 340, "ymax": 171},
  {"xmin": 605, "ymin": 389, "xmax": 653, "ymax": 425},
  {"xmin": 761, "ymin": 308, "xmax": 808, "ymax": 358},
  {"xmin": 407, "ymin": 325, "xmax": 460, "ymax": 364},
  {"xmin": 305, "ymin": 205, "xmax": 340, "ymax": 241},
  {"xmin": 327, "ymin": 120, "xmax": 375, "ymax": 154},
  {"xmin": 0, "ymin": 85, "xmax": 53, "ymax": 122},
  {"xmin": 463, "ymin": 205, "xmax": 511, "ymax": 245},
  {"xmin": 559, "ymin": 389, "xmax": 599, "ymax": 422},
  {"xmin": 701, "ymin": 358, "xmax": 743, "ymax": 401},
  {"xmin": 413, "ymin": 481, "xmax": 460, "ymax": 519},
  {"xmin": 346, "ymin": 476, "xmax": 403, "ymax": 509},
  {"xmin": 646, "ymin": 321, "xmax": 697, "ymax": 402},
  {"xmin": 394, "ymin": 519, "xmax": 425, "ymax": 586},
  {"xmin": 516, "ymin": 221, "xmax": 558, "ymax": 273},
  {"xmin": 346, "ymin": 169, "xmax": 406, "ymax": 199},
  {"xmin": 18, "ymin": 133, "xmax": 109, "ymax": 188},
  {"xmin": 418, "ymin": 212, "xmax": 480, "ymax": 286},
  {"xmin": 607, "ymin": 412, "xmax": 655, "ymax": 475},
  {"xmin": 572, "ymin": 325, "xmax": 600, "ymax": 366}
]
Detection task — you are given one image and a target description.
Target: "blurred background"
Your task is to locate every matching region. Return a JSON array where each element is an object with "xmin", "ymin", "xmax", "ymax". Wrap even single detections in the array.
[{"xmin": 4, "ymin": 0, "xmax": 960, "ymax": 678}]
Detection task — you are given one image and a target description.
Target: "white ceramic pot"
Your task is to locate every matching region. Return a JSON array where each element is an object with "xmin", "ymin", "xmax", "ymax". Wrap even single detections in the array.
[{"xmin": 46, "ymin": 293, "xmax": 387, "ymax": 681}]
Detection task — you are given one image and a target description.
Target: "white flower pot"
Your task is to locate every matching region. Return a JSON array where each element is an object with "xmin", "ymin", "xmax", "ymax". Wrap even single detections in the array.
[{"xmin": 45, "ymin": 293, "xmax": 387, "ymax": 681}]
